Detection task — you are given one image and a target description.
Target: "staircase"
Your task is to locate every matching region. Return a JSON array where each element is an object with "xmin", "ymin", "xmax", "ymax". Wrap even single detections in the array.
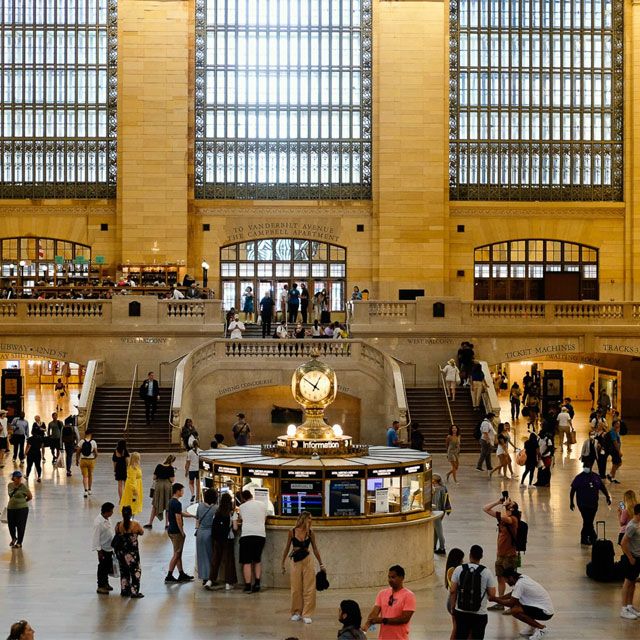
[
  {"xmin": 407, "ymin": 385, "xmax": 479, "ymax": 452},
  {"xmin": 233, "ymin": 322, "xmax": 319, "ymax": 339},
  {"xmin": 88, "ymin": 386, "xmax": 179, "ymax": 452}
]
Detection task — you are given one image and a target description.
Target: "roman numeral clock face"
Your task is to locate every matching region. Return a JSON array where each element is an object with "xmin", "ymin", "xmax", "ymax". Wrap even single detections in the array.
[{"xmin": 299, "ymin": 370, "xmax": 332, "ymax": 403}]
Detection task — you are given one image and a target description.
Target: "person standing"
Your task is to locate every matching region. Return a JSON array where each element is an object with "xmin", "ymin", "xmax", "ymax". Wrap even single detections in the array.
[
  {"xmin": 510, "ymin": 383, "xmax": 522, "ymax": 421},
  {"xmin": 442, "ymin": 359, "xmax": 461, "ymax": 402},
  {"xmin": 24, "ymin": 429, "xmax": 44, "ymax": 483},
  {"xmin": 10, "ymin": 412, "xmax": 29, "ymax": 464},
  {"xmin": 259, "ymin": 291, "xmax": 275, "ymax": 338},
  {"xmin": 0, "ymin": 409, "xmax": 8, "ymax": 468},
  {"xmin": 620, "ymin": 504, "xmax": 640, "ymax": 619},
  {"xmin": 30, "ymin": 416, "xmax": 46, "ymax": 461},
  {"xmin": 165, "ymin": 482, "xmax": 195, "ymax": 583},
  {"xmin": 386, "ymin": 421, "xmax": 400, "ymax": 447},
  {"xmin": 113, "ymin": 505, "xmax": 145, "ymax": 598},
  {"xmin": 242, "ymin": 286, "xmax": 254, "ymax": 323},
  {"xmin": 92, "ymin": 502, "xmax": 115, "ymax": 594},
  {"xmin": 521, "ymin": 432, "xmax": 540, "ymax": 487},
  {"xmin": 6, "ymin": 471, "xmax": 32, "ymax": 549},
  {"xmin": 589, "ymin": 381, "xmax": 595, "ymax": 409},
  {"xmin": 448, "ymin": 545, "xmax": 497, "ymax": 640},
  {"xmin": 120, "ymin": 452, "xmax": 143, "ymax": 517},
  {"xmin": 607, "ymin": 419, "xmax": 623, "ymax": 484},
  {"xmin": 185, "ymin": 440, "xmax": 201, "ymax": 503},
  {"xmin": 235, "ymin": 489, "xmax": 267, "ymax": 593},
  {"xmin": 470, "ymin": 363, "xmax": 486, "ymax": 410},
  {"xmin": 206, "ymin": 491, "xmax": 238, "ymax": 591},
  {"xmin": 195, "ymin": 488, "xmax": 218, "ymax": 584},
  {"xmin": 228, "ymin": 314, "xmax": 246, "ymax": 339},
  {"xmin": 60, "ymin": 418, "xmax": 78, "ymax": 477},
  {"xmin": 281, "ymin": 511, "xmax": 325, "ymax": 624},
  {"xmin": 139, "ymin": 371, "xmax": 159, "ymax": 425},
  {"xmin": 337, "ymin": 600, "xmax": 367, "ymax": 640},
  {"xmin": 112, "ymin": 440, "xmax": 130, "ymax": 499},
  {"xmin": 288, "ymin": 282, "xmax": 300, "ymax": 323},
  {"xmin": 446, "ymin": 425, "xmax": 461, "ymax": 484},
  {"xmin": 569, "ymin": 465, "xmax": 612, "ymax": 545},
  {"xmin": 556, "ymin": 407, "xmax": 573, "ymax": 448},
  {"xmin": 47, "ymin": 412, "xmax": 64, "ymax": 464},
  {"xmin": 54, "ymin": 378, "xmax": 66, "ymax": 412},
  {"xmin": 280, "ymin": 284, "xmax": 289, "ymax": 322},
  {"xmin": 522, "ymin": 372, "xmax": 533, "ymax": 405},
  {"xmin": 75, "ymin": 430, "xmax": 98, "ymax": 498},
  {"xmin": 475, "ymin": 413, "xmax": 495, "ymax": 472},
  {"xmin": 144, "ymin": 454, "xmax": 176, "ymax": 529},
  {"xmin": 364, "ymin": 565, "xmax": 416, "ymax": 639},
  {"xmin": 232, "ymin": 413, "xmax": 251, "ymax": 446},
  {"xmin": 300, "ymin": 283, "xmax": 309, "ymax": 324},
  {"xmin": 432, "ymin": 474, "xmax": 450, "ymax": 555},
  {"xmin": 6, "ymin": 620, "xmax": 35, "ymax": 640},
  {"xmin": 618, "ymin": 490, "xmax": 638, "ymax": 545},
  {"xmin": 493, "ymin": 568, "xmax": 554, "ymax": 640}
]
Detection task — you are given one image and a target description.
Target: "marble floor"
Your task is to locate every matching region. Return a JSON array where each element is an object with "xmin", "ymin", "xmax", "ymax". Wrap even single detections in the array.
[{"xmin": 0, "ymin": 399, "xmax": 638, "ymax": 639}]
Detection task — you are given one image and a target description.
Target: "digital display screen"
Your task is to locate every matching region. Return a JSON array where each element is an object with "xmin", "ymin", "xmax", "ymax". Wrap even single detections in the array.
[
  {"xmin": 329, "ymin": 479, "xmax": 362, "ymax": 517},
  {"xmin": 280, "ymin": 480, "xmax": 323, "ymax": 516},
  {"xmin": 367, "ymin": 478, "xmax": 383, "ymax": 492}
]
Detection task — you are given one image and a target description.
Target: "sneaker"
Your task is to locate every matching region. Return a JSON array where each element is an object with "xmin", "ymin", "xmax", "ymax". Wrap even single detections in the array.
[
  {"xmin": 164, "ymin": 574, "xmax": 178, "ymax": 583},
  {"xmin": 290, "ymin": 614, "xmax": 302, "ymax": 622},
  {"xmin": 502, "ymin": 608, "xmax": 512, "ymax": 615},
  {"xmin": 488, "ymin": 603, "xmax": 505, "ymax": 611},
  {"xmin": 225, "ymin": 583, "xmax": 233, "ymax": 591},
  {"xmin": 434, "ymin": 548, "xmax": 446, "ymax": 555},
  {"xmin": 606, "ymin": 474, "xmax": 613, "ymax": 482},
  {"xmin": 519, "ymin": 627, "xmax": 536, "ymax": 637},
  {"xmin": 303, "ymin": 618, "xmax": 312, "ymax": 624},
  {"xmin": 612, "ymin": 478, "xmax": 621, "ymax": 484},
  {"xmin": 84, "ymin": 491, "xmax": 88, "ymax": 498},
  {"xmin": 14, "ymin": 543, "xmax": 22, "ymax": 548},
  {"xmin": 204, "ymin": 580, "xmax": 215, "ymax": 591},
  {"xmin": 130, "ymin": 593, "xmax": 145, "ymax": 599},
  {"xmin": 621, "ymin": 606, "xmax": 638, "ymax": 619},
  {"xmin": 143, "ymin": 524, "xmax": 152, "ymax": 530},
  {"xmin": 628, "ymin": 605, "xmax": 640, "ymax": 616},
  {"xmin": 88, "ymin": 490, "xmax": 92, "ymax": 495},
  {"xmin": 475, "ymin": 467, "xmax": 483, "ymax": 472},
  {"xmin": 177, "ymin": 572, "xmax": 194, "ymax": 582},
  {"xmin": 530, "ymin": 629, "xmax": 547, "ymax": 640}
]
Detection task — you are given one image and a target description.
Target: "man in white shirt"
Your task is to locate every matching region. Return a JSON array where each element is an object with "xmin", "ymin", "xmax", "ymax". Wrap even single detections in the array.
[
  {"xmin": 0, "ymin": 409, "xmax": 8, "ymax": 467},
  {"xmin": 493, "ymin": 568, "xmax": 554, "ymax": 640},
  {"xmin": 171, "ymin": 285, "xmax": 185, "ymax": 299},
  {"xmin": 476, "ymin": 413, "xmax": 496, "ymax": 472},
  {"xmin": 234, "ymin": 490, "xmax": 267, "ymax": 593},
  {"xmin": 92, "ymin": 502, "xmax": 115, "ymax": 595},
  {"xmin": 75, "ymin": 430, "xmax": 98, "ymax": 498},
  {"xmin": 228, "ymin": 314, "xmax": 246, "ymax": 339}
]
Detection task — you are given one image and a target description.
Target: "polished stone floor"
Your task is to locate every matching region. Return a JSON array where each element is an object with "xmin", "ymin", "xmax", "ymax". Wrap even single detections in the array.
[{"xmin": 0, "ymin": 399, "xmax": 638, "ymax": 639}]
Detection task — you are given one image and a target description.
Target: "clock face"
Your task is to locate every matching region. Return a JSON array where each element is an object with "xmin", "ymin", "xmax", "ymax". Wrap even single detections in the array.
[{"xmin": 299, "ymin": 370, "xmax": 332, "ymax": 403}]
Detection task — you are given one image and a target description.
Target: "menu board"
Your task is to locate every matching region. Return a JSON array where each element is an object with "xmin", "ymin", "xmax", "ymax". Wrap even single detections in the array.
[
  {"xmin": 281, "ymin": 480, "xmax": 323, "ymax": 516},
  {"xmin": 328, "ymin": 479, "xmax": 362, "ymax": 517}
]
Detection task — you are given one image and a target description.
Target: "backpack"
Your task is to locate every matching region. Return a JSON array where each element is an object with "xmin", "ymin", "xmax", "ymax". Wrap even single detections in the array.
[
  {"xmin": 473, "ymin": 421, "xmax": 482, "ymax": 441},
  {"xmin": 514, "ymin": 519, "xmax": 529, "ymax": 553},
  {"xmin": 443, "ymin": 491, "xmax": 452, "ymax": 515},
  {"xmin": 81, "ymin": 439, "xmax": 93, "ymax": 457},
  {"xmin": 211, "ymin": 513, "xmax": 230, "ymax": 541},
  {"xmin": 456, "ymin": 564, "xmax": 485, "ymax": 612},
  {"xmin": 61, "ymin": 425, "xmax": 74, "ymax": 444}
]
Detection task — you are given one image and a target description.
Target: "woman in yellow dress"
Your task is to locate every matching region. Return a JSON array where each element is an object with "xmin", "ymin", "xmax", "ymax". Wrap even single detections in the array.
[{"xmin": 120, "ymin": 451, "xmax": 143, "ymax": 516}]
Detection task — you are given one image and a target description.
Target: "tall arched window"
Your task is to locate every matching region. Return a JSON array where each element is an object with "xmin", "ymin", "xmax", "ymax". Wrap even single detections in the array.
[
  {"xmin": 474, "ymin": 239, "xmax": 598, "ymax": 300},
  {"xmin": 194, "ymin": 0, "xmax": 372, "ymax": 200},
  {"xmin": 449, "ymin": 0, "xmax": 623, "ymax": 201},
  {"xmin": 220, "ymin": 238, "xmax": 346, "ymax": 312},
  {"xmin": 0, "ymin": 0, "xmax": 117, "ymax": 198}
]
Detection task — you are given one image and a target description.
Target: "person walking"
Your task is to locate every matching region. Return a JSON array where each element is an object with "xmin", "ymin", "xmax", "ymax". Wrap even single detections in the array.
[
  {"xmin": 0, "ymin": 409, "xmax": 8, "ymax": 468},
  {"xmin": 232, "ymin": 413, "xmax": 251, "ymax": 445},
  {"xmin": 92, "ymin": 502, "xmax": 115, "ymax": 594},
  {"xmin": 112, "ymin": 440, "xmax": 130, "ymax": 499},
  {"xmin": 448, "ymin": 545, "xmax": 497, "ymax": 640},
  {"xmin": 6, "ymin": 471, "xmax": 32, "ymax": 549},
  {"xmin": 337, "ymin": 600, "xmax": 367, "ymax": 640},
  {"xmin": 120, "ymin": 452, "xmax": 143, "ymax": 517},
  {"xmin": 620, "ymin": 504, "xmax": 640, "ymax": 620},
  {"xmin": 30, "ymin": 416, "xmax": 46, "ymax": 462},
  {"xmin": 521, "ymin": 432, "xmax": 539, "ymax": 486},
  {"xmin": 113, "ymin": 505, "xmax": 145, "ymax": 598},
  {"xmin": 144, "ymin": 454, "xmax": 176, "ymax": 529},
  {"xmin": 235, "ymin": 489, "xmax": 267, "ymax": 593},
  {"xmin": 442, "ymin": 359, "xmax": 461, "ymax": 402},
  {"xmin": 386, "ymin": 421, "xmax": 400, "ymax": 447},
  {"xmin": 489, "ymin": 424, "xmax": 514, "ymax": 479},
  {"xmin": 470, "ymin": 363, "xmax": 486, "ymax": 410},
  {"xmin": 185, "ymin": 440, "xmax": 201, "ymax": 503},
  {"xmin": 281, "ymin": 511, "xmax": 325, "ymax": 624},
  {"xmin": 10, "ymin": 412, "xmax": 29, "ymax": 464},
  {"xmin": 432, "ymin": 474, "xmax": 451, "ymax": 555},
  {"xmin": 24, "ymin": 426, "xmax": 44, "ymax": 483},
  {"xmin": 195, "ymin": 488, "xmax": 218, "ymax": 584},
  {"xmin": 618, "ymin": 490, "xmax": 638, "ymax": 545},
  {"xmin": 475, "ymin": 413, "xmax": 495, "ymax": 472},
  {"xmin": 206, "ymin": 491, "xmax": 237, "ymax": 591},
  {"xmin": 138, "ymin": 371, "xmax": 159, "ymax": 425},
  {"xmin": 259, "ymin": 291, "xmax": 275, "ymax": 338},
  {"xmin": 164, "ymin": 482, "xmax": 195, "ymax": 583},
  {"xmin": 364, "ymin": 565, "xmax": 416, "ymax": 639},
  {"xmin": 47, "ymin": 412, "xmax": 64, "ymax": 465},
  {"xmin": 445, "ymin": 425, "xmax": 461, "ymax": 484},
  {"xmin": 510, "ymin": 383, "xmax": 522, "ymax": 421},
  {"xmin": 556, "ymin": 407, "xmax": 573, "ymax": 448},
  {"xmin": 569, "ymin": 465, "xmax": 612, "ymax": 545},
  {"xmin": 60, "ymin": 419, "xmax": 78, "ymax": 477},
  {"xmin": 607, "ymin": 419, "xmax": 623, "ymax": 484},
  {"xmin": 493, "ymin": 568, "xmax": 555, "ymax": 640},
  {"xmin": 54, "ymin": 378, "xmax": 66, "ymax": 412},
  {"xmin": 75, "ymin": 430, "xmax": 98, "ymax": 498}
]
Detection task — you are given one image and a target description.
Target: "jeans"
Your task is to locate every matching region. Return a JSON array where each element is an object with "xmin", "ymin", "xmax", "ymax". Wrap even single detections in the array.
[
  {"xmin": 144, "ymin": 397, "xmax": 158, "ymax": 423},
  {"xmin": 511, "ymin": 399, "xmax": 520, "ymax": 420},
  {"xmin": 453, "ymin": 610, "xmax": 488, "ymax": 640},
  {"xmin": 260, "ymin": 313, "xmax": 272, "ymax": 338},
  {"xmin": 7, "ymin": 507, "xmax": 28, "ymax": 544},
  {"xmin": 579, "ymin": 505, "xmax": 598, "ymax": 544},
  {"xmin": 12, "ymin": 434, "xmax": 25, "ymax": 461},
  {"xmin": 476, "ymin": 439, "xmax": 493, "ymax": 470},
  {"xmin": 300, "ymin": 301, "xmax": 308, "ymax": 324},
  {"xmin": 596, "ymin": 451, "xmax": 609, "ymax": 478},
  {"xmin": 287, "ymin": 303, "xmax": 299, "ymax": 324},
  {"xmin": 64, "ymin": 442, "xmax": 75, "ymax": 472},
  {"xmin": 26, "ymin": 455, "xmax": 42, "ymax": 478},
  {"xmin": 434, "ymin": 514, "xmax": 446, "ymax": 550},
  {"xmin": 97, "ymin": 550, "xmax": 113, "ymax": 588}
]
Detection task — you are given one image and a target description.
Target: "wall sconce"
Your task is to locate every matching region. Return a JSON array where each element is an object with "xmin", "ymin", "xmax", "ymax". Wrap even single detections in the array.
[{"xmin": 201, "ymin": 260, "xmax": 209, "ymax": 288}]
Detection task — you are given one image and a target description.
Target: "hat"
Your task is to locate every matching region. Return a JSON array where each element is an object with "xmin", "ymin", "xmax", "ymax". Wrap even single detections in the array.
[
  {"xmin": 0, "ymin": 409, "xmax": 7, "ymax": 415},
  {"xmin": 447, "ymin": 358, "xmax": 456, "ymax": 365},
  {"xmin": 11, "ymin": 470, "xmax": 22, "ymax": 478},
  {"xmin": 315, "ymin": 568, "xmax": 330, "ymax": 591}
]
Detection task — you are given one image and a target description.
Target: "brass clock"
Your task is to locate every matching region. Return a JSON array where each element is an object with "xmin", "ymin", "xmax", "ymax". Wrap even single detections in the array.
[{"xmin": 292, "ymin": 355, "xmax": 337, "ymax": 409}]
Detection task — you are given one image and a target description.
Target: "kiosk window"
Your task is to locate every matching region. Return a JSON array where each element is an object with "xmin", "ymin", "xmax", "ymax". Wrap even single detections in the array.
[
  {"xmin": 281, "ymin": 480, "xmax": 323, "ymax": 517},
  {"xmin": 366, "ymin": 475, "xmax": 401, "ymax": 514},
  {"xmin": 402, "ymin": 472, "xmax": 425, "ymax": 512},
  {"xmin": 326, "ymin": 479, "xmax": 363, "ymax": 517}
]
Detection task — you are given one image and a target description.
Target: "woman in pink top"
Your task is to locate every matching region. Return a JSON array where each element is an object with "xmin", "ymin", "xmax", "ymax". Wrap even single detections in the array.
[{"xmin": 618, "ymin": 490, "xmax": 637, "ymax": 545}]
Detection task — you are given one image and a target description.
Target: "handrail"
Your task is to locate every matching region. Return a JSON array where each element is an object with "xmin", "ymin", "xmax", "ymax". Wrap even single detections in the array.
[
  {"xmin": 123, "ymin": 364, "xmax": 138, "ymax": 438},
  {"xmin": 386, "ymin": 355, "xmax": 411, "ymax": 444},
  {"xmin": 77, "ymin": 359, "xmax": 104, "ymax": 433},
  {"xmin": 478, "ymin": 360, "xmax": 501, "ymax": 419},
  {"xmin": 159, "ymin": 353, "xmax": 188, "ymax": 386},
  {"xmin": 437, "ymin": 365, "xmax": 455, "ymax": 428},
  {"xmin": 392, "ymin": 356, "xmax": 417, "ymax": 387}
]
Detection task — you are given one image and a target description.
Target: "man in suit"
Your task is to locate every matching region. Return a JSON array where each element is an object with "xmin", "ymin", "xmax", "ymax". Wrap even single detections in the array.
[{"xmin": 139, "ymin": 372, "xmax": 160, "ymax": 425}]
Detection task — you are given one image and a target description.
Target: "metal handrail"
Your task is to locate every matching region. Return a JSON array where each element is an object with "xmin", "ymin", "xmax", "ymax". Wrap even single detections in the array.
[
  {"xmin": 437, "ymin": 365, "xmax": 455, "ymax": 428},
  {"xmin": 77, "ymin": 359, "xmax": 104, "ymax": 433},
  {"xmin": 123, "ymin": 364, "xmax": 138, "ymax": 437},
  {"xmin": 169, "ymin": 364, "xmax": 183, "ymax": 431},
  {"xmin": 159, "ymin": 353, "xmax": 188, "ymax": 386}
]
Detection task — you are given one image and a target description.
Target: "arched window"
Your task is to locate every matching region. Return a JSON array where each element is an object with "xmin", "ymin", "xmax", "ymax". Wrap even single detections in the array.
[
  {"xmin": 474, "ymin": 239, "xmax": 598, "ymax": 300},
  {"xmin": 0, "ymin": 237, "xmax": 92, "ymax": 290},
  {"xmin": 220, "ymin": 238, "xmax": 346, "ymax": 313}
]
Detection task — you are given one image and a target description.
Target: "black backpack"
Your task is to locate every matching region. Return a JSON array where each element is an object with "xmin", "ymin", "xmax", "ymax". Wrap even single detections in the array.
[
  {"xmin": 81, "ymin": 439, "xmax": 93, "ymax": 456},
  {"xmin": 473, "ymin": 421, "xmax": 482, "ymax": 441},
  {"xmin": 456, "ymin": 564, "xmax": 485, "ymax": 612},
  {"xmin": 514, "ymin": 519, "xmax": 529, "ymax": 553}
]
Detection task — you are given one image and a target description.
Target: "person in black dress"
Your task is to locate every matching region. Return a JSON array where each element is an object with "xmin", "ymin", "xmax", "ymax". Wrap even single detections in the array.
[{"xmin": 112, "ymin": 440, "xmax": 130, "ymax": 499}]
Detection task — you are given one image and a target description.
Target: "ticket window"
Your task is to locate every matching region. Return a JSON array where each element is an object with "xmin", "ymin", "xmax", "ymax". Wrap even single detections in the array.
[
  {"xmin": 366, "ymin": 476, "xmax": 402, "ymax": 515},
  {"xmin": 242, "ymin": 475, "xmax": 278, "ymax": 515}
]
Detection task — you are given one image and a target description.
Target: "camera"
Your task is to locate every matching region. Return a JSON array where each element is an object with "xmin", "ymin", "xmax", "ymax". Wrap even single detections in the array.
[{"xmin": 501, "ymin": 490, "xmax": 509, "ymax": 499}]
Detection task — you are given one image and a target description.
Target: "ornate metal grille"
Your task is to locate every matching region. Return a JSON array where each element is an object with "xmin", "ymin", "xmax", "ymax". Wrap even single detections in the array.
[
  {"xmin": 195, "ymin": 0, "xmax": 372, "ymax": 200},
  {"xmin": 449, "ymin": 0, "xmax": 623, "ymax": 201},
  {"xmin": 0, "ymin": 0, "xmax": 117, "ymax": 198}
]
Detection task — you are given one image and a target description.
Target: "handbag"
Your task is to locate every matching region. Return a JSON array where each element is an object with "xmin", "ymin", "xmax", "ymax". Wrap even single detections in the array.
[
  {"xmin": 521, "ymin": 406, "xmax": 530, "ymax": 417},
  {"xmin": 111, "ymin": 530, "xmax": 126, "ymax": 554},
  {"xmin": 290, "ymin": 547, "xmax": 310, "ymax": 563},
  {"xmin": 149, "ymin": 481, "xmax": 156, "ymax": 499},
  {"xmin": 569, "ymin": 428, "xmax": 577, "ymax": 445},
  {"xmin": 515, "ymin": 449, "xmax": 527, "ymax": 466},
  {"xmin": 56, "ymin": 454, "xmax": 65, "ymax": 469},
  {"xmin": 315, "ymin": 569, "xmax": 330, "ymax": 591},
  {"xmin": 0, "ymin": 507, "xmax": 7, "ymax": 523}
]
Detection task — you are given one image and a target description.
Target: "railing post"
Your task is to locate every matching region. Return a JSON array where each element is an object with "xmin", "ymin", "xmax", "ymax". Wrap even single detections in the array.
[{"xmin": 545, "ymin": 303, "xmax": 555, "ymax": 322}]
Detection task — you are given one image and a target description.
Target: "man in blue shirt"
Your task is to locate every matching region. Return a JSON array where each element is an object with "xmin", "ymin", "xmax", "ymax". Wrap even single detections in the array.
[
  {"xmin": 259, "ymin": 291, "xmax": 275, "ymax": 338},
  {"xmin": 287, "ymin": 283, "xmax": 300, "ymax": 323},
  {"xmin": 607, "ymin": 420, "xmax": 622, "ymax": 484},
  {"xmin": 386, "ymin": 421, "xmax": 400, "ymax": 447},
  {"xmin": 570, "ymin": 466, "xmax": 611, "ymax": 545}
]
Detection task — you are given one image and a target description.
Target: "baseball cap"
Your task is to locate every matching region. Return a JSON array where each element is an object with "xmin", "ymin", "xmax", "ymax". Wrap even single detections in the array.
[{"xmin": 11, "ymin": 470, "xmax": 22, "ymax": 478}]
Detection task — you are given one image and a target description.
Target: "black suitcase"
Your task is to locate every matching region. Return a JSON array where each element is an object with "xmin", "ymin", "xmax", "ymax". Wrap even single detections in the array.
[
  {"xmin": 586, "ymin": 521, "xmax": 615, "ymax": 581},
  {"xmin": 320, "ymin": 310, "xmax": 331, "ymax": 323},
  {"xmin": 535, "ymin": 466, "xmax": 551, "ymax": 487}
]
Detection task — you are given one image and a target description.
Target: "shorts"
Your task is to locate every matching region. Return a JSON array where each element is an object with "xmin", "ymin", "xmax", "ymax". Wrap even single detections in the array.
[
  {"xmin": 521, "ymin": 605, "xmax": 553, "ymax": 621},
  {"xmin": 611, "ymin": 450, "xmax": 622, "ymax": 465},
  {"xmin": 0, "ymin": 437, "xmax": 7, "ymax": 450},
  {"xmin": 168, "ymin": 532, "xmax": 185, "ymax": 553},
  {"xmin": 239, "ymin": 535, "xmax": 266, "ymax": 564},
  {"xmin": 188, "ymin": 470, "xmax": 198, "ymax": 482},
  {"xmin": 79, "ymin": 458, "xmax": 96, "ymax": 477},
  {"xmin": 621, "ymin": 555, "xmax": 640, "ymax": 581},
  {"xmin": 495, "ymin": 554, "xmax": 519, "ymax": 577}
]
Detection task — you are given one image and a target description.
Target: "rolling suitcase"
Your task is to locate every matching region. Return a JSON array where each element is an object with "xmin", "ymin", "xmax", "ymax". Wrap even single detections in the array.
[
  {"xmin": 586, "ymin": 521, "xmax": 615, "ymax": 581},
  {"xmin": 320, "ymin": 310, "xmax": 331, "ymax": 323}
]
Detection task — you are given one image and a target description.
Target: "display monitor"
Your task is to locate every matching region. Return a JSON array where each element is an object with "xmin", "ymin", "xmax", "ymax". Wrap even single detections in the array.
[
  {"xmin": 328, "ymin": 479, "xmax": 362, "ymax": 517},
  {"xmin": 367, "ymin": 478, "xmax": 383, "ymax": 492},
  {"xmin": 281, "ymin": 480, "xmax": 323, "ymax": 516}
]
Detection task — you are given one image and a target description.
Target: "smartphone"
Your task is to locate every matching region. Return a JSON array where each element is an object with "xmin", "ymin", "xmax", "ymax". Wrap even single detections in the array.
[
  {"xmin": 502, "ymin": 490, "xmax": 509, "ymax": 499},
  {"xmin": 619, "ymin": 501, "xmax": 625, "ymax": 510}
]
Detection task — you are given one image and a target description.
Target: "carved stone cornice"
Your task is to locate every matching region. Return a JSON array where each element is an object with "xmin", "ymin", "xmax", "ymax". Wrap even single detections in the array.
[{"xmin": 449, "ymin": 206, "xmax": 624, "ymax": 218}]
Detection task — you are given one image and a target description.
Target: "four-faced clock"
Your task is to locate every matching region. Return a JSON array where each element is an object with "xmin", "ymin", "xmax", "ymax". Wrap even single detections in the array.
[{"xmin": 299, "ymin": 369, "xmax": 332, "ymax": 403}]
